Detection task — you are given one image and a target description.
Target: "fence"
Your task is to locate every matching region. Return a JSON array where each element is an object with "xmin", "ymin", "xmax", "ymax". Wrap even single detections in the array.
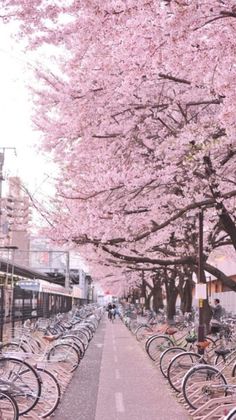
[{"xmin": 0, "ymin": 285, "xmax": 89, "ymax": 341}]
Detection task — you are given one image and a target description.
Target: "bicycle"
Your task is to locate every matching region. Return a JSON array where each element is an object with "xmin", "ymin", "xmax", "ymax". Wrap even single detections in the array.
[
  {"xmin": 181, "ymin": 346, "xmax": 236, "ymax": 411},
  {"xmin": 0, "ymin": 354, "xmax": 41, "ymax": 416},
  {"xmin": 0, "ymin": 390, "xmax": 19, "ymax": 420}
]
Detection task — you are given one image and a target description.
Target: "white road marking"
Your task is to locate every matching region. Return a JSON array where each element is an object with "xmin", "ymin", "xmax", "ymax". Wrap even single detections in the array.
[
  {"xmin": 115, "ymin": 369, "xmax": 120, "ymax": 379},
  {"xmin": 115, "ymin": 392, "xmax": 125, "ymax": 412},
  {"xmin": 95, "ymin": 344, "xmax": 103, "ymax": 348},
  {"xmin": 114, "ymin": 354, "xmax": 118, "ymax": 363}
]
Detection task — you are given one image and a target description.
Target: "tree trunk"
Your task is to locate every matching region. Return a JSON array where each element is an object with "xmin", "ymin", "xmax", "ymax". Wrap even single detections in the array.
[
  {"xmin": 164, "ymin": 272, "xmax": 178, "ymax": 322},
  {"xmin": 152, "ymin": 280, "xmax": 164, "ymax": 312},
  {"xmin": 145, "ymin": 291, "xmax": 152, "ymax": 310},
  {"xmin": 181, "ymin": 280, "xmax": 193, "ymax": 313},
  {"xmin": 166, "ymin": 288, "xmax": 178, "ymax": 321}
]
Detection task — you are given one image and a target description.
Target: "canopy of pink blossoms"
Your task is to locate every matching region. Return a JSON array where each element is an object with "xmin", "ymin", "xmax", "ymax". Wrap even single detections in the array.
[{"xmin": 2, "ymin": 0, "xmax": 236, "ymax": 292}]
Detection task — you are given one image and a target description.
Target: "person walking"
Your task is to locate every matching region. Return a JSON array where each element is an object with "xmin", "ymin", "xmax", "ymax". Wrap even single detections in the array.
[
  {"xmin": 107, "ymin": 303, "xmax": 113, "ymax": 321},
  {"xmin": 112, "ymin": 304, "xmax": 117, "ymax": 320}
]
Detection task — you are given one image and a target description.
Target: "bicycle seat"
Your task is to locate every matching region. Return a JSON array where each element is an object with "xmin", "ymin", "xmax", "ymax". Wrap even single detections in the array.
[
  {"xmin": 196, "ymin": 340, "xmax": 210, "ymax": 349},
  {"xmin": 166, "ymin": 327, "xmax": 178, "ymax": 336},
  {"xmin": 214, "ymin": 348, "xmax": 230, "ymax": 356},
  {"xmin": 43, "ymin": 335, "xmax": 58, "ymax": 342}
]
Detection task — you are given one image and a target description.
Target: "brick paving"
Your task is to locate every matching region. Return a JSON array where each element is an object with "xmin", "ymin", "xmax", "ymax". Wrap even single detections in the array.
[{"xmin": 54, "ymin": 316, "xmax": 191, "ymax": 420}]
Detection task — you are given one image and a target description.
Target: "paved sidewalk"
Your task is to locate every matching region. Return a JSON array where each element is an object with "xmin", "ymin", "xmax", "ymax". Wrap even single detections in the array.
[
  {"xmin": 53, "ymin": 319, "xmax": 106, "ymax": 420},
  {"xmin": 54, "ymin": 317, "xmax": 191, "ymax": 420},
  {"xmin": 95, "ymin": 318, "xmax": 190, "ymax": 420}
]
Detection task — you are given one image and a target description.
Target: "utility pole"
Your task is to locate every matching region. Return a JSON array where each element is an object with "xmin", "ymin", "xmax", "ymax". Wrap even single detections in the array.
[
  {"xmin": 197, "ymin": 208, "xmax": 206, "ymax": 354},
  {"xmin": 65, "ymin": 251, "xmax": 70, "ymax": 291}
]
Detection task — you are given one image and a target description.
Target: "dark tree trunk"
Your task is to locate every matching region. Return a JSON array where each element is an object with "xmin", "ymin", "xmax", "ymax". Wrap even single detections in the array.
[
  {"xmin": 145, "ymin": 291, "xmax": 152, "ymax": 310},
  {"xmin": 152, "ymin": 280, "xmax": 164, "ymax": 312},
  {"xmin": 164, "ymin": 270, "xmax": 178, "ymax": 322},
  {"xmin": 166, "ymin": 288, "xmax": 178, "ymax": 321},
  {"xmin": 181, "ymin": 280, "xmax": 193, "ymax": 314}
]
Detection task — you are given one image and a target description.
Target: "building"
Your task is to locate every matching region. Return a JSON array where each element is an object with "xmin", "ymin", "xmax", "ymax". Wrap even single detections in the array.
[{"xmin": 0, "ymin": 176, "xmax": 31, "ymax": 265}]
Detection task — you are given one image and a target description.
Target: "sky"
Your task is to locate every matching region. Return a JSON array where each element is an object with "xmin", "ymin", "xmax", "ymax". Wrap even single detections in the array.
[
  {"xmin": 0, "ymin": 22, "xmax": 54, "ymax": 200},
  {"xmin": 0, "ymin": 22, "xmax": 89, "ymax": 272}
]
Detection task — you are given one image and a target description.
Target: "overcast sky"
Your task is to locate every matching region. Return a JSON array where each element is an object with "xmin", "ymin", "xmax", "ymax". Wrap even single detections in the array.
[{"xmin": 0, "ymin": 22, "xmax": 54, "ymax": 200}]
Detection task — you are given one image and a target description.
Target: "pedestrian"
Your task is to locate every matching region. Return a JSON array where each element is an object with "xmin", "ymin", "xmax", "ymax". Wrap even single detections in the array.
[
  {"xmin": 112, "ymin": 304, "xmax": 117, "ymax": 319},
  {"xmin": 210, "ymin": 298, "xmax": 223, "ymax": 334},
  {"xmin": 107, "ymin": 303, "xmax": 113, "ymax": 321}
]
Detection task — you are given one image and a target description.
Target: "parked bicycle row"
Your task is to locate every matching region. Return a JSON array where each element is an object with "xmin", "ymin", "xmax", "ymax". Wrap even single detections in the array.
[
  {"xmin": 121, "ymin": 305, "xmax": 236, "ymax": 420},
  {"xmin": 0, "ymin": 303, "xmax": 103, "ymax": 419}
]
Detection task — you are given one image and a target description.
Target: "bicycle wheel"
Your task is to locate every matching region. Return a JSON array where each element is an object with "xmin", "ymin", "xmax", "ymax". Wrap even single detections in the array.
[
  {"xmin": 1, "ymin": 342, "xmax": 27, "ymax": 354},
  {"xmin": 47, "ymin": 343, "xmax": 80, "ymax": 372},
  {"xmin": 167, "ymin": 351, "xmax": 203, "ymax": 393},
  {"xmin": 36, "ymin": 368, "xmax": 61, "ymax": 418},
  {"xmin": 182, "ymin": 364, "xmax": 227, "ymax": 410},
  {"xmin": 0, "ymin": 357, "xmax": 41, "ymax": 415},
  {"xmin": 72, "ymin": 329, "xmax": 89, "ymax": 349},
  {"xmin": 230, "ymin": 360, "xmax": 236, "ymax": 377},
  {"xmin": 159, "ymin": 347, "xmax": 186, "ymax": 378},
  {"xmin": 130, "ymin": 321, "xmax": 140, "ymax": 335},
  {"xmin": 136, "ymin": 325, "xmax": 153, "ymax": 342},
  {"xmin": 62, "ymin": 335, "xmax": 85, "ymax": 357},
  {"xmin": 225, "ymin": 407, "xmax": 236, "ymax": 420},
  {"xmin": 146, "ymin": 335, "xmax": 174, "ymax": 362},
  {"xmin": 0, "ymin": 390, "xmax": 19, "ymax": 420},
  {"xmin": 79, "ymin": 326, "xmax": 92, "ymax": 341},
  {"xmin": 145, "ymin": 333, "xmax": 159, "ymax": 352}
]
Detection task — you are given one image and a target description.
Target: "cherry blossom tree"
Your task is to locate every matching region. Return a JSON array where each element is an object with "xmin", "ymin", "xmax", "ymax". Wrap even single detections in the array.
[{"xmin": 2, "ymin": 1, "xmax": 236, "ymax": 310}]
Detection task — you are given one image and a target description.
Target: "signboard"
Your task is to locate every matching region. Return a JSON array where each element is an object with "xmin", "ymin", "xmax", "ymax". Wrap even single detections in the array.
[
  {"xmin": 17, "ymin": 280, "xmax": 40, "ymax": 292},
  {"xmin": 195, "ymin": 283, "xmax": 207, "ymax": 300}
]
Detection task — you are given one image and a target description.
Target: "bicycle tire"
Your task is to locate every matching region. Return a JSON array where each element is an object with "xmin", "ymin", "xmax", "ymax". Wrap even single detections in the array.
[
  {"xmin": 224, "ymin": 407, "xmax": 236, "ymax": 420},
  {"xmin": 61, "ymin": 337, "xmax": 84, "ymax": 359},
  {"xmin": 72, "ymin": 329, "xmax": 89, "ymax": 349},
  {"xmin": 167, "ymin": 351, "xmax": 203, "ymax": 393},
  {"xmin": 146, "ymin": 335, "xmax": 174, "ymax": 362},
  {"xmin": 145, "ymin": 333, "xmax": 160, "ymax": 352},
  {"xmin": 159, "ymin": 346, "xmax": 186, "ymax": 378},
  {"xmin": 231, "ymin": 360, "xmax": 236, "ymax": 377},
  {"xmin": 0, "ymin": 390, "xmax": 19, "ymax": 420},
  {"xmin": 62, "ymin": 335, "xmax": 85, "ymax": 357},
  {"xmin": 182, "ymin": 364, "xmax": 227, "ymax": 410},
  {"xmin": 36, "ymin": 367, "xmax": 61, "ymax": 418},
  {"xmin": 47, "ymin": 342, "xmax": 80, "ymax": 372},
  {"xmin": 129, "ymin": 321, "xmax": 140, "ymax": 335},
  {"xmin": 80, "ymin": 326, "xmax": 93, "ymax": 341},
  {"xmin": 0, "ymin": 356, "xmax": 41, "ymax": 415},
  {"xmin": 1, "ymin": 342, "xmax": 27, "ymax": 354},
  {"xmin": 136, "ymin": 325, "xmax": 153, "ymax": 342}
]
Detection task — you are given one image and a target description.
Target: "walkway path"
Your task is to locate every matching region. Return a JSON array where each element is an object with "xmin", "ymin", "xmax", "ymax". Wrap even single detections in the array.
[{"xmin": 54, "ymin": 317, "xmax": 191, "ymax": 420}]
